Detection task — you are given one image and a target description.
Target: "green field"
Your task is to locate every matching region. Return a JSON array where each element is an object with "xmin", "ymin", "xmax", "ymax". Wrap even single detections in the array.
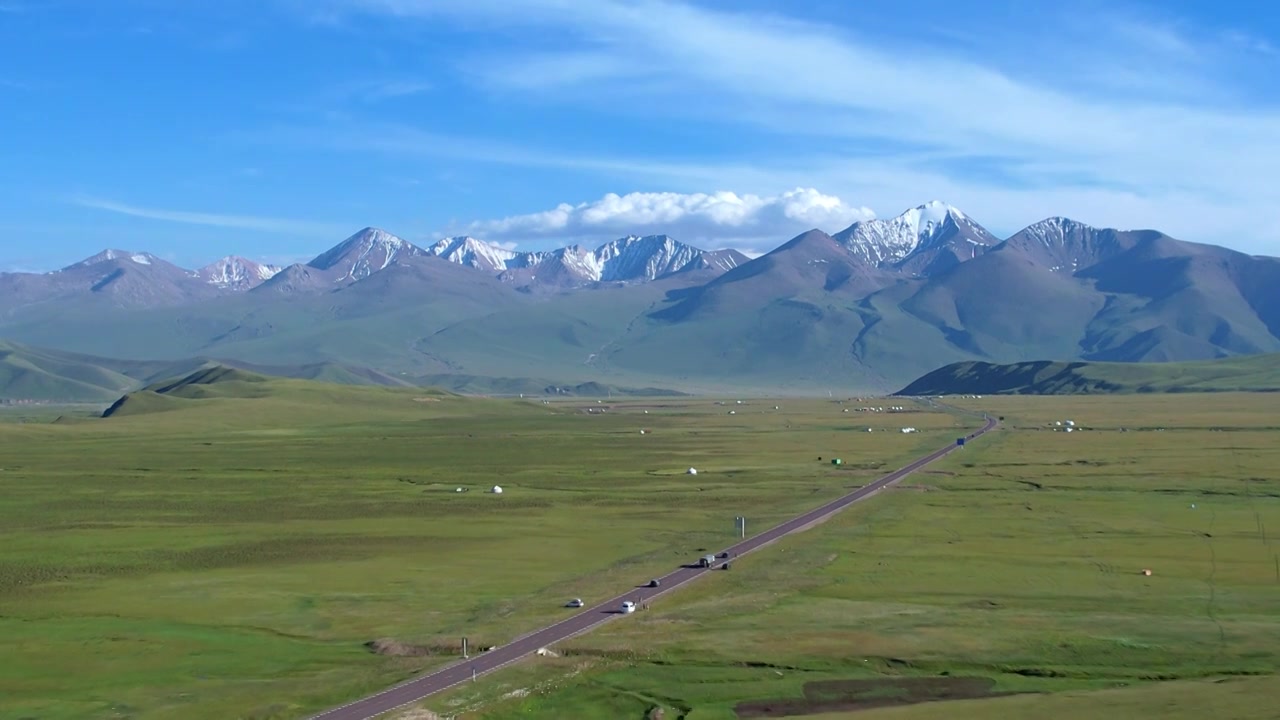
[
  {"xmin": 413, "ymin": 393, "xmax": 1280, "ymax": 720},
  {"xmin": 0, "ymin": 379, "xmax": 969, "ymax": 719},
  {"xmin": 3, "ymin": 382, "xmax": 1277, "ymax": 720}
]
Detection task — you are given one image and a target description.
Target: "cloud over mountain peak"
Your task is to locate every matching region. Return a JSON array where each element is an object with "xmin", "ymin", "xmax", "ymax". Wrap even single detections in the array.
[{"xmin": 447, "ymin": 188, "xmax": 875, "ymax": 251}]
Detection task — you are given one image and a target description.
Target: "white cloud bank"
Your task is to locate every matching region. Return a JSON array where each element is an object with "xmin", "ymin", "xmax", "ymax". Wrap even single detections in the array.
[{"xmin": 452, "ymin": 188, "xmax": 873, "ymax": 249}]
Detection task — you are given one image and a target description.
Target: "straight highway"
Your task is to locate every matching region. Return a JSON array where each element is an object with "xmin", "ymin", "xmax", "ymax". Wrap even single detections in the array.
[{"xmin": 311, "ymin": 413, "xmax": 998, "ymax": 720}]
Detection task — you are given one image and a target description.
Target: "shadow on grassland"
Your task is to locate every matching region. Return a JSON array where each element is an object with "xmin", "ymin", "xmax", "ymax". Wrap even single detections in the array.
[{"xmin": 734, "ymin": 676, "xmax": 1029, "ymax": 717}]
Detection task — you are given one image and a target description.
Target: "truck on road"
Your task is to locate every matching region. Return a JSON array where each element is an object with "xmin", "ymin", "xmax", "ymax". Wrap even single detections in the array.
[{"xmin": 698, "ymin": 554, "xmax": 717, "ymax": 568}]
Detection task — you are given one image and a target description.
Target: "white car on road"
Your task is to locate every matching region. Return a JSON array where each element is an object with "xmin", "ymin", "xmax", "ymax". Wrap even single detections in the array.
[{"xmin": 620, "ymin": 601, "xmax": 636, "ymax": 614}]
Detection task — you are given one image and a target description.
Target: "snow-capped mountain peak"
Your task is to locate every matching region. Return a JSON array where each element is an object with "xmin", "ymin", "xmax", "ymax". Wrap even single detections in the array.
[
  {"xmin": 593, "ymin": 234, "xmax": 701, "ymax": 282},
  {"xmin": 1019, "ymin": 217, "xmax": 1095, "ymax": 247},
  {"xmin": 1006, "ymin": 217, "xmax": 1141, "ymax": 273},
  {"xmin": 62, "ymin": 249, "xmax": 161, "ymax": 271},
  {"xmin": 426, "ymin": 232, "xmax": 720, "ymax": 287},
  {"xmin": 307, "ymin": 227, "xmax": 427, "ymax": 281},
  {"xmin": 904, "ymin": 200, "xmax": 962, "ymax": 235},
  {"xmin": 427, "ymin": 236, "xmax": 524, "ymax": 272},
  {"xmin": 78, "ymin": 249, "xmax": 129, "ymax": 266},
  {"xmin": 197, "ymin": 256, "xmax": 282, "ymax": 290},
  {"xmin": 833, "ymin": 201, "xmax": 995, "ymax": 267}
]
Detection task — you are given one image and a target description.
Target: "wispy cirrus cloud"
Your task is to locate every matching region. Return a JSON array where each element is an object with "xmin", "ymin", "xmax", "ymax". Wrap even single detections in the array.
[
  {"xmin": 70, "ymin": 196, "xmax": 345, "ymax": 235},
  {"xmin": 295, "ymin": 0, "xmax": 1280, "ymax": 253},
  {"xmin": 264, "ymin": 120, "xmax": 769, "ymax": 186},
  {"xmin": 334, "ymin": 78, "xmax": 433, "ymax": 103}
]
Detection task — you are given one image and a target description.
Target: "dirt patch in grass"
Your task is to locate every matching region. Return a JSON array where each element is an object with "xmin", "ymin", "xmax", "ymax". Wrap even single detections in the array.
[
  {"xmin": 365, "ymin": 638, "xmax": 455, "ymax": 658},
  {"xmin": 390, "ymin": 709, "xmax": 446, "ymax": 720},
  {"xmin": 734, "ymin": 676, "xmax": 1023, "ymax": 717}
]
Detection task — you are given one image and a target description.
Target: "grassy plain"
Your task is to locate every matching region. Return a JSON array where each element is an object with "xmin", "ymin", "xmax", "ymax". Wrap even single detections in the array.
[
  {"xmin": 0, "ymin": 380, "xmax": 963, "ymax": 719},
  {"xmin": 420, "ymin": 393, "xmax": 1280, "ymax": 720}
]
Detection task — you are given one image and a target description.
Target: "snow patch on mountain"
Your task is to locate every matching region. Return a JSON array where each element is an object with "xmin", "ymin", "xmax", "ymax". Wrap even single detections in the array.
[
  {"xmin": 64, "ymin": 249, "xmax": 131, "ymax": 270},
  {"xmin": 198, "ymin": 256, "xmax": 283, "ymax": 290},
  {"xmin": 1007, "ymin": 216, "xmax": 1140, "ymax": 273},
  {"xmin": 1018, "ymin": 217, "xmax": 1093, "ymax": 248},
  {"xmin": 308, "ymin": 227, "xmax": 427, "ymax": 282},
  {"xmin": 428, "ymin": 236, "xmax": 525, "ymax": 272},
  {"xmin": 427, "ymin": 233, "xmax": 735, "ymax": 286},
  {"xmin": 833, "ymin": 201, "xmax": 997, "ymax": 267},
  {"xmin": 835, "ymin": 201, "xmax": 959, "ymax": 263},
  {"xmin": 696, "ymin": 249, "xmax": 748, "ymax": 272},
  {"xmin": 595, "ymin": 235, "xmax": 702, "ymax": 281}
]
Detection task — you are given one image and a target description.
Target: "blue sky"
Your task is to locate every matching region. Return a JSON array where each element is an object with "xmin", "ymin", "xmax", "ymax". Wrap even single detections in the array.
[{"xmin": 2, "ymin": 0, "xmax": 1279, "ymax": 271}]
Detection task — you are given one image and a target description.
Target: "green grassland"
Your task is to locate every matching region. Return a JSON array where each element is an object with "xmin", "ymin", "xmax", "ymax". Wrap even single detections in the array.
[
  {"xmin": 417, "ymin": 393, "xmax": 1280, "ymax": 720},
  {"xmin": 0, "ymin": 378, "xmax": 964, "ymax": 720}
]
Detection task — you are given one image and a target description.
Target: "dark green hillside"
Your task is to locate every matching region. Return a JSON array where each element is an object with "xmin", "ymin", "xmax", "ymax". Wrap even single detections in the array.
[
  {"xmin": 0, "ymin": 339, "xmax": 184, "ymax": 402},
  {"xmin": 101, "ymin": 365, "xmax": 460, "ymax": 418},
  {"xmin": 897, "ymin": 353, "xmax": 1280, "ymax": 396},
  {"xmin": 0, "ymin": 340, "xmax": 437, "ymax": 404}
]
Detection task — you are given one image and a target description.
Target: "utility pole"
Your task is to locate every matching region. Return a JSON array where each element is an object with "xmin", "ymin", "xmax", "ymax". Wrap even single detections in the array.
[
  {"xmin": 462, "ymin": 637, "xmax": 468, "ymax": 659},
  {"xmin": 735, "ymin": 516, "xmax": 746, "ymax": 538}
]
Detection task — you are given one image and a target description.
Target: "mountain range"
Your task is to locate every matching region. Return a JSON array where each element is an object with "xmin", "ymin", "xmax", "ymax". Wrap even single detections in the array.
[{"xmin": 2, "ymin": 201, "xmax": 1278, "ymax": 397}]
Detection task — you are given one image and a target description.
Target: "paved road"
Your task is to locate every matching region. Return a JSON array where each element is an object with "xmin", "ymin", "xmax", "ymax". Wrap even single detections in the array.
[{"xmin": 311, "ymin": 414, "xmax": 998, "ymax": 720}]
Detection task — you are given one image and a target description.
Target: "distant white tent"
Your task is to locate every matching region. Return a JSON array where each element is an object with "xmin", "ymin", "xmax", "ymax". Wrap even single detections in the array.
[
  {"xmin": 491, "ymin": 485, "xmax": 504, "ymax": 494},
  {"xmin": 686, "ymin": 468, "xmax": 698, "ymax": 475}
]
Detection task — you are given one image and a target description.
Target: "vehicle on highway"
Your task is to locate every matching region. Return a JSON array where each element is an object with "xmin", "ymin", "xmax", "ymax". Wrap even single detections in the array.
[
  {"xmin": 621, "ymin": 600, "xmax": 636, "ymax": 614},
  {"xmin": 698, "ymin": 553, "xmax": 717, "ymax": 568},
  {"xmin": 566, "ymin": 598, "xmax": 583, "ymax": 608},
  {"xmin": 648, "ymin": 579, "xmax": 660, "ymax": 587}
]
